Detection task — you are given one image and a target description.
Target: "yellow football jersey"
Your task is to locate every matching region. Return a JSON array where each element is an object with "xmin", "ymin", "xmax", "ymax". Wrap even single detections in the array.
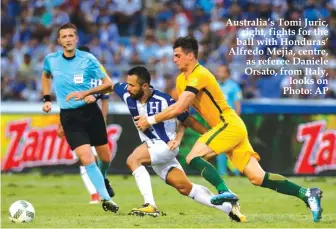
[{"xmin": 176, "ymin": 63, "xmax": 233, "ymax": 127}]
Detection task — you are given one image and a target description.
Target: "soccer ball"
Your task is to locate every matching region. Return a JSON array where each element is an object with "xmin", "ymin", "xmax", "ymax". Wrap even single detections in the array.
[{"xmin": 8, "ymin": 200, "xmax": 35, "ymax": 223}]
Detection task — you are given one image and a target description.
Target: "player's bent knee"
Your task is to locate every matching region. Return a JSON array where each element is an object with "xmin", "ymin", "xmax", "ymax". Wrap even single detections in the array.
[
  {"xmin": 126, "ymin": 154, "xmax": 143, "ymax": 171},
  {"xmin": 126, "ymin": 155, "xmax": 135, "ymax": 168},
  {"xmin": 244, "ymin": 156, "xmax": 265, "ymax": 186},
  {"xmin": 186, "ymin": 154, "xmax": 195, "ymax": 165},
  {"xmin": 74, "ymin": 145, "xmax": 95, "ymax": 166},
  {"xmin": 176, "ymin": 184, "xmax": 192, "ymax": 196},
  {"xmin": 202, "ymin": 151, "xmax": 217, "ymax": 161},
  {"xmin": 80, "ymin": 156, "xmax": 95, "ymax": 166},
  {"xmin": 173, "ymin": 181, "xmax": 193, "ymax": 196},
  {"xmin": 249, "ymin": 175, "xmax": 264, "ymax": 186}
]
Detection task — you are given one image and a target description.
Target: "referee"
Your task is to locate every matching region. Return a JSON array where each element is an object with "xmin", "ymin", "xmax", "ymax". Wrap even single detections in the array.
[{"xmin": 41, "ymin": 23, "xmax": 118, "ymax": 213}]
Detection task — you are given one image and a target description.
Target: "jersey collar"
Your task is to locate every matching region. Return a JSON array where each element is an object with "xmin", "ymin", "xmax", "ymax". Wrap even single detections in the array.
[
  {"xmin": 184, "ymin": 63, "xmax": 200, "ymax": 78},
  {"xmin": 144, "ymin": 87, "xmax": 155, "ymax": 103},
  {"xmin": 62, "ymin": 51, "xmax": 76, "ymax": 60},
  {"xmin": 191, "ymin": 62, "xmax": 200, "ymax": 73},
  {"xmin": 137, "ymin": 86, "xmax": 155, "ymax": 104}
]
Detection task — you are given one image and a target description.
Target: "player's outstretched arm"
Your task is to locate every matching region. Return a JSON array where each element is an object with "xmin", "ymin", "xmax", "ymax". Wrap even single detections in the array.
[
  {"xmin": 66, "ymin": 76, "xmax": 114, "ymax": 101},
  {"xmin": 183, "ymin": 116, "xmax": 208, "ymax": 135},
  {"xmin": 86, "ymin": 76, "xmax": 114, "ymax": 95},
  {"xmin": 135, "ymin": 91, "xmax": 196, "ymax": 131}
]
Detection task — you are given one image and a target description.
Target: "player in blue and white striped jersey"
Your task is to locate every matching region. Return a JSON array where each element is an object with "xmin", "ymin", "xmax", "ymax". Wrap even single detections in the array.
[{"xmin": 114, "ymin": 66, "xmax": 234, "ymax": 217}]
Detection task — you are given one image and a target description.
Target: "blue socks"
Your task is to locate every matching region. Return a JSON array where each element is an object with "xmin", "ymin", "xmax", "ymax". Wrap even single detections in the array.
[
  {"xmin": 97, "ymin": 159, "xmax": 111, "ymax": 178},
  {"xmin": 216, "ymin": 154, "xmax": 228, "ymax": 176},
  {"xmin": 85, "ymin": 162, "xmax": 110, "ymax": 200}
]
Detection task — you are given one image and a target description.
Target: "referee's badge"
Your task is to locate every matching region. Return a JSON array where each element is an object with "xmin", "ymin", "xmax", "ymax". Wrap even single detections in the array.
[{"xmin": 74, "ymin": 73, "xmax": 84, "ymax": 84}]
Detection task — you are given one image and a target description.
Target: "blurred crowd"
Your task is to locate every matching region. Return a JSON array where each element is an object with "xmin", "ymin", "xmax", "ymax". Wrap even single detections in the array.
[{"xmin": 1, "ymin": 0, "xmax": 336, "ymax": 101}]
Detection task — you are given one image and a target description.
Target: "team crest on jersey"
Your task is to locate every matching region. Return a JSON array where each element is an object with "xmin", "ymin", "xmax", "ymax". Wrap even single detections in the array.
[
  {"xmin": 148, "ymin": 101, "xmax": 160, "ymax": 114},
  {"xmin": 73, "ymin": 73, "xmax": 84, "ymax": 84},
  {"xmin": 188, "ymin": 78, "xmax": 198, "ymax": 87}
]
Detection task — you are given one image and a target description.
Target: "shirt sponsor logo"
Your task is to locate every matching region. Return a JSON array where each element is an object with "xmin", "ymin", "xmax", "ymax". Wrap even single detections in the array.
[{"xmin": 74, "ymin": 73, "xmax": 84, "ymax": 84}]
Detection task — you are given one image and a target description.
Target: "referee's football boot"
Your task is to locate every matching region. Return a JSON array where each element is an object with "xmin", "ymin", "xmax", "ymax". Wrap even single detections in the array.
[
  {"xmin": 104, "ymin": 178, "xmax": 115, "ymax": 197},
  {"xmin": 304, "ymin": 188, "xmax": 323, "ymax": 222},
  {"xmin": 228, "ymin": 202, "xmax": 248, "ymax": 222},
  {"xmin": 129, "ymin": 203, "xmax": 160, "ymax": 217},
  {"xmin": 210, "ymin": 190, "xmax": 239, "ymax": 205},
  {"xmin": 102, "ymin": 199, "xmax": 119, "ymax": 213}
]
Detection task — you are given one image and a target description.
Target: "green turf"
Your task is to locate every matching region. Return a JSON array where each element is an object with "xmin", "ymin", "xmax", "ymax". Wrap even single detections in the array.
[{"xmin": 1, "ymin": 174, "xmax": 336, "ymax": 228}]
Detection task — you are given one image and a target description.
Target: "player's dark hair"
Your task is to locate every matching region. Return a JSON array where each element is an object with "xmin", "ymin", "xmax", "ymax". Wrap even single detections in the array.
[
  {"xmin": 173, "ymin": 36, "xmax": 199, "ymax": 58},
  {"xmin": 128, "ymin": 66, "xmax": 151, "ymax": 85},
  {"xmin": 78, "ymin": 46, "xmax": 90, "ymax": 53},
  {"xmin": 57, "ymin": 22, "xmax": 77, "ymax": 38}
]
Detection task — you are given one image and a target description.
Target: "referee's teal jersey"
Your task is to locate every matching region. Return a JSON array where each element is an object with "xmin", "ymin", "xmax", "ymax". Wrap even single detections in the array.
[{"xmin": 43, "ymin": 49, "xmax": 107, "ymax": 109}]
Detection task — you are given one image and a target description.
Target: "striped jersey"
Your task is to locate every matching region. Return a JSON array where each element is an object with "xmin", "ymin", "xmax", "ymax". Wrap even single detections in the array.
[{"xmin": 114, "ymin": 82, "xmax": 189, "ymax": 143}]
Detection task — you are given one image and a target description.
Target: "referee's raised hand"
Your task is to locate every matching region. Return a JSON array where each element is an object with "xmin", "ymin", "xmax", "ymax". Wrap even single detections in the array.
[
  {"xmin": 66, "ymin": 91, "xmax": 87, "ymax": 101},
  {"xmin": 42, "ymin": 101, "xmax": 52, "ymax": 113}
]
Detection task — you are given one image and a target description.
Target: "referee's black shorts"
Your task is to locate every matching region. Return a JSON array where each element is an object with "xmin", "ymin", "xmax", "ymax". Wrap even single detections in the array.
[{"xmin": 60, "ymin": 103, "xmax": 108, "ymax": 150}]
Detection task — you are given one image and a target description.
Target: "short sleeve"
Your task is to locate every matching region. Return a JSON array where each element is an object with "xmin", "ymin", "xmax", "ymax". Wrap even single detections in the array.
[
  {"xmin": 87, "ymin": 56, "xmax": 106, "ymax": 79},
  {"xmin": 185, "ymin": 73, "xmax": 207, "ymax": 94},
  {"xmin": 113, "ymin": 82, "xmax": 128, "ymax": 99},
  {"xmin": 43, "ymin": 57, "xmax": 51, "ymax": 74}
]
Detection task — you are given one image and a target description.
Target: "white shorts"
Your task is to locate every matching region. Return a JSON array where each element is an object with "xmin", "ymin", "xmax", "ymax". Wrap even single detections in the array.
[{"xmin": 146, "ymin": 139, "xmax": 184, "ymax": 181}]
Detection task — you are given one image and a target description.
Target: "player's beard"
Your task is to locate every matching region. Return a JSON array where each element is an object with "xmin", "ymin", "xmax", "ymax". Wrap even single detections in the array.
[{"xmin": 130, "ymin": 89, "xmax": 144, "ymax": 100}]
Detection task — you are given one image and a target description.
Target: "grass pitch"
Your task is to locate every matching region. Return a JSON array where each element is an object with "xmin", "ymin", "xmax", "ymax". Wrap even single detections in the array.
[{"xmin": 1, "ymin": 174, "xmax": 336, "ymax": 228}]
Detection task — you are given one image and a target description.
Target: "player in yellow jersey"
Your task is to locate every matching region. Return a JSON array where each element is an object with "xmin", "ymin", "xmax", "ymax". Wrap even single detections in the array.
[{"xmin": 135, "ymin": 36, "xmax": 323, "ymax": 223}]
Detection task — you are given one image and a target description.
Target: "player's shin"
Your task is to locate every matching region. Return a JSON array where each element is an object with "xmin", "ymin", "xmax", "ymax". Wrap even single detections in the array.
[
  {"xmin": 261, "ymin": 173, "xmax": 308, "ymax": 200},
  {"xmin": 216, "ymin": 154, "xmax": 228, "ymax": 176},
  {"xmin": 261, "ymin": 172, "xmax": 324, "ymax": 222},
  {"xmin": 80, "ymin": 166, "xmax": 99, "ymax": 203},
  {"xmin": 188, "ymin": 184, "xmax": 231, "ymax": 214},
  {"xmin": 132, "ymin": 166, "xmax": 156, "ymax": 207},
  {"xmin": 189, "ymin": 156, "xmax": 230, "ymax": 193},
  {"xmin": 97, "ymin": 159, "xmax": 111, "ymax": 178},
  {"xmin": 80, "ymin": 166, "xmax": 97, "ymax": 194},
  {"xmin": 95, "ymin": 145, "xmax": 112, "ymax": 179},
  {"xmin": 84, "ymin": 162, "xmax": 111, "ymax": 201}
]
